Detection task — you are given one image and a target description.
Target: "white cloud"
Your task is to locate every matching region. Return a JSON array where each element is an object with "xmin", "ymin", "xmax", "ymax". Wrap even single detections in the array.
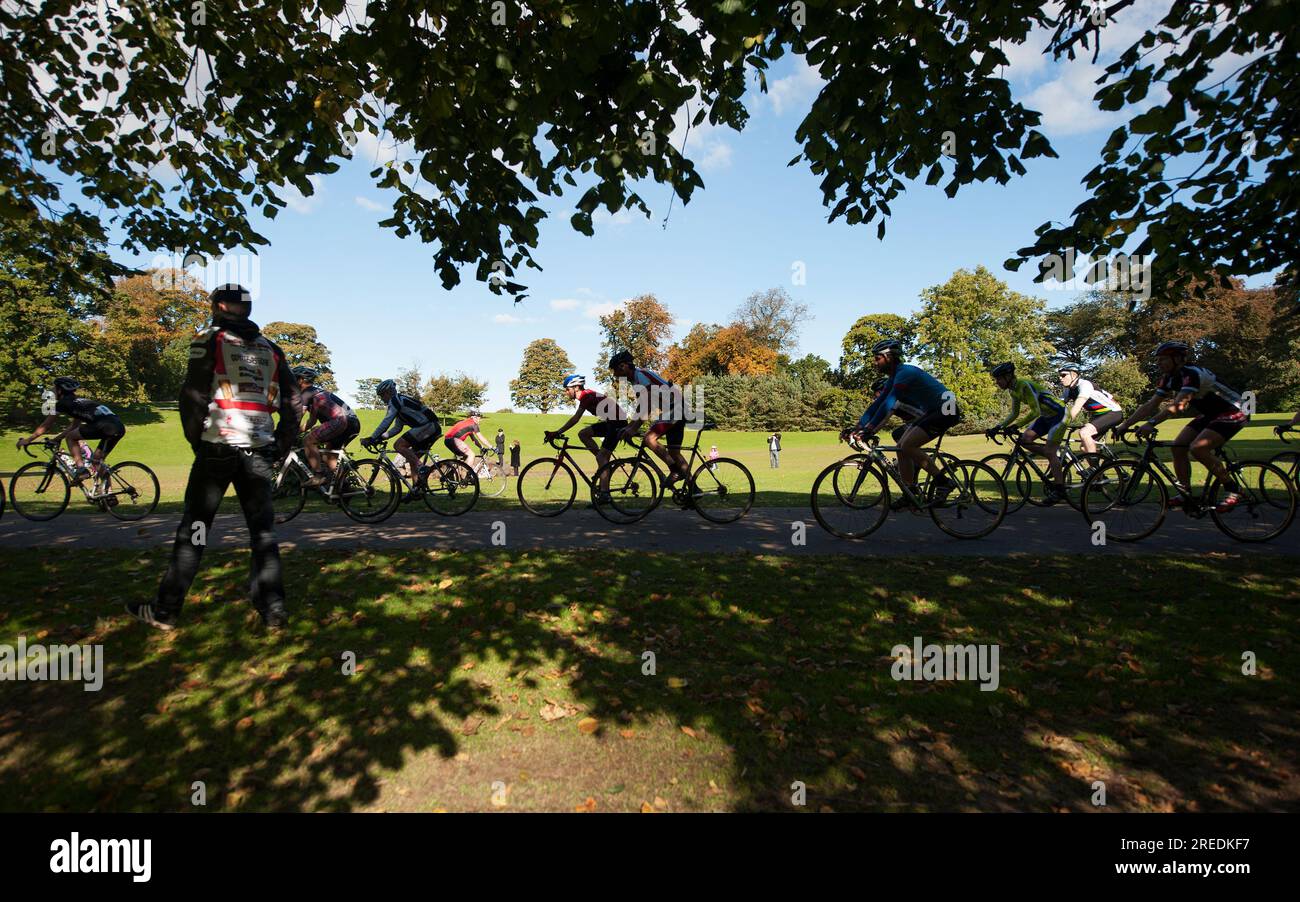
[
  {"xmin": 1023, "ymin": 63, "xmax": 1119, "ymax": 137},
  {"xmin": 583, "ymin": 301, "xmax": 620, "ymax": 319},
  {"xmin": 283, "ymin": 175, "xmax": 325, "ymax": 214},
  {"xmin": 493, "ymin": 313, "xmax": 523, "ymax": 325},
  {"xmin": 767, "ymin": 58, "xmax": 824, "ymax": 116},
  {"xmin": 354, "ymin": 195, "xmax": 385, "ymax": 212},
  {"xmin": 550, "ymin": 298, "xmax": 582, "ymax": 311}
]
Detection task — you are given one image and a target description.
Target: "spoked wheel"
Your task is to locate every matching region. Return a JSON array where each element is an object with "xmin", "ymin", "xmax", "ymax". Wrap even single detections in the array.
[
  {"xmin": 1081, "ymin": 459, "xmax": 1167, "ymax": 542},
  {"xmin": 516, "ymin": 458, "xmax": 576, "ymax": 517},
  {"xmin": 927, "ymin": 458, "xmax": 1007, "ymax": 539},
  {"xmin": 1060, "ymin": 452, "xmax": 1108, "ymax": 512},
  {"xmin": 476, "ymin": 460, "xmax": 508, "ymax": 498},
  {"xmin": 810, "ymin": 456, "xmax": 890, "ymax": 539},
  {"xmin": 423, "ymin": 459, "xmax": 479, "ymax": 516},
  {"xmin": 9, "ymin": 462, "xmax": 71, "ymax": 521},
  {"xmin": 688, "ymin": 458, "xmax": 754, "ymax": 524},
  {"xmin": 337, "ymin": 458, "xmax": 399, "ymax": 523},
  {"xmin": 594, "ymin": 457, "xmax": 661, "ymax": 524},
  {"xmin": 979, "ymin": 453, "xmax": 1029, "ymax": 514},
  {"xmin": 1269, "ymin": 451, "xmax": 1299, "ymax": 487},
  {"xmin": 272, "ymin": 465, "xmax": 307, "ymax": 524},
  {"xmin": 1208, "ymin": 461, "xmax": 1296, "ymax": 542},
  {"xmin": 100, "ymin": 461, "xmax": 160, "ymax": 521}
]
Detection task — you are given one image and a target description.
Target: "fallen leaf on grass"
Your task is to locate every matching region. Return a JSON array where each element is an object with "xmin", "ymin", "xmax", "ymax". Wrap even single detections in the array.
[
  {"xmin": 575, "ymin": 796, "xmax": 597, "ymax": 813},
  {"xmin": 577, "ymin": 717, "xmax": 599, "ymax": 734},
  {"xmin": 680, "ymin": 726, "xmax": 698, "ymax": 740}
]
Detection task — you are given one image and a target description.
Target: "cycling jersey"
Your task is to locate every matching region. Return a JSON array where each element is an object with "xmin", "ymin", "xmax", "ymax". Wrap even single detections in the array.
[
  {"xmin": 1063, "ymin": 378, "xmax": 1121, "ymax": 414},
  {"xmin": 576, "ymin": 388, "xmax": 628, "ymax": 422},
  {"xmin": 858, "ymin": 365, "xmax": 954, "ymax": 432},
  {"xmin": 630, "ymin": 367, "xmax": 684, "ymax": 423},
  {"xmin": 181, "ymin": 317, "xmax": 297, "ymax": 450},
  {"xmin": 373, "ymin": 393, "xmax": 436, "ymax": 439},
  {"xmin": 55, "ymin": 395, "xmax": 116, "ymax": 424},
  {"xmin": 298, "ymin": 387, "xmax": 355, "ymax": 425},
  {"xmin": 1155, "ymin": 365, "xmax": 1247, "ymax": 421},
  {"xmin": 445, "ymin": 417, "xmax": 481, "ymax": 440},
  {"xmin": 998, "ymin": 378, "xmax": 1065, "ymax": 429}
]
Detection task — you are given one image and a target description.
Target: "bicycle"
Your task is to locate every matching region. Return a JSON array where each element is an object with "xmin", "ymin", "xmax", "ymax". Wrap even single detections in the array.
[
  {"xmin": 363, "ymin": 438, "xmax": 479, "ymax": 516},
  {"xmin": 1271, "ymin": 426, "xmax": 1298, "ymax": 486},
  {"xmin": 516, "ymin": 434, "xmax": 659, "ymax": 523},
  {"xmin": 271, "ymin": 441, "xmax": 398, "ymax": 524},
  {"xmin": 811, "ymin": 432, "xmax": 1007, "ymax": 540},
  {"xmin": 981, "ymin": 424, "xmax": 1137, "ymax": 512},
  {"xmin": 1080, "ymin": 431, "xmax": 1296, "ymax": 542},
  {"xmin": 592, "ymin": 421, "xmax": 756, "ymax": 524},
  {"xmin": 469, "ymin": 447, "xmax": 509, "ymax": 498},
  {"xmin": 9, "ymin": 438, "xmax": 159, "ymax": 522}
]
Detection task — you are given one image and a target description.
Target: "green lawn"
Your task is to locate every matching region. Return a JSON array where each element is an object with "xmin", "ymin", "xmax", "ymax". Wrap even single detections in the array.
[
  {"xmin": 1, "ymin": 548, "xmax": 1296, "ymax": 812},
  {"xmin": 2, "ymin": 407, "xmax": 1297, "ymax": 515}
]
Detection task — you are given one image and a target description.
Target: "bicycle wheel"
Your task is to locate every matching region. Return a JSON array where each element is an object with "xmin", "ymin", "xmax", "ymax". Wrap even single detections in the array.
[
  {"xmin": 927, "ymin": 458, "xmax": 1007, "ymax": 539},
  {"xmin": 338, "ymin": 458, "xmax": 399, "ymax": 523},
  {"xmin": 978, "ymin": 453, "xmax": 1028, "ymax": 513},
  {"xmin": 810, "ymin": 456, "xmax": 890, "ymax": 539},
  {"xmin": 688, "ymin": 458, "xmax": 754, "ymax": 524},
  {"xmin": 1081, "ymin": 459, "xmax": 1167, "ymax": 542},
  {"xmin": 9, "ymin": 462, "xmax": 71, "ymax": 521},
  {"xmin": 476, "ymin": 460, "xmax": 508, "ymax": 498},
  {"xmin": 596, "ymin": 457, "xmax": 661, "ymax": 523},
  {"xmin": 101, "ymin": 461, "xmax": 160, "ymax": 521},
  {"xmin": 516, "ymin": 458, "xmax": 576, "ymax": 517},
  {"xmin": 272, "ymin": 464, "xmax": 307, "ymax": 524},
  {"xmin": 1208, "ymin": 460, "xmax": 1296, "ymax": 542},
  {"xmin": 424, "ymin": 459, "xmax": 479, "ymax": 516},
  {"xmin": 1269, "ymin": 451, "xmax": 1300, "ymax": 486}
]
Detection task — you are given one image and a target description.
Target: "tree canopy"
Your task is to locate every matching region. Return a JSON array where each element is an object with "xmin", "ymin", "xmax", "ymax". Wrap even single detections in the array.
[{"xmin": 509, "ymin": 337, "xmax": 574, "ymax": 413}]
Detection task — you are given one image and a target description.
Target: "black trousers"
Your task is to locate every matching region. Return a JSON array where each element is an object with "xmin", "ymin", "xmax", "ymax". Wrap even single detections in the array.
[{"xmin": 156, "ymin": 442, "xmax": 285, "ymax": 614}]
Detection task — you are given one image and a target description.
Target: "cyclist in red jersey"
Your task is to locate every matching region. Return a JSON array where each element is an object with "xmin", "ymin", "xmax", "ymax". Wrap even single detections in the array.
[
  {"xmin": 608, "ymin": 350, "xmax": 692, "ymax": 487},
  {"xmin": 444, "ymin": 411, "xmax": 492, "ymax": 471},
  {"xmin": 545, "ymin": 374, "xmax": 630, "ymax": 501}
]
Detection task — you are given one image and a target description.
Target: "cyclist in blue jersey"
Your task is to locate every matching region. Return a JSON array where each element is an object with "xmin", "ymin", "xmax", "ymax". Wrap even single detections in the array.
[
  {"xmin": 364, "ymin": 378, "xmax": 443, "ymax": 484},
  {"xmin": 851, "ymin": 340, "xmax": 961, "ymax": 508}
]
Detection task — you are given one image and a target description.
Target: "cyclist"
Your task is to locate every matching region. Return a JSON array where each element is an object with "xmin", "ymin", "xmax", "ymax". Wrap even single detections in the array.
[
  {"xmin": 293, "ymin": 366, "xmax": 360, "ymax": 487},
  {"xmin": 1117, "ymin": 340, "xmax": 1249, "ymax": 512},
  {"xmin": 851, "ymin": 339, "xmax": 960, "ymax": 508},
  {"xmin": 1057, "ymin": 364, "xmax": 1124, "ymax": 454},
  {"xmin": 16, "ymin": 377, "xmax": 126, "ymax": 484},
  {"xmin": 1275, "ymin": 410, "xmax": 1300, "ymax": 439},
  {"xmin": 870, "ymin": 375, "xmax": 922, "ymax": 444},
  {"xmin": 444, "ymin": 410, "xmax": 492, "ymax": 472},
  {"xmin": 365, "ymin": 378, "xmax": 442, "ymax": 485},
  {"xmin": 987, "ymin": 362, "xmax": 1068, "ymax": 503},
  {"xmin": 544, "ymin": 373, "xmax": 630, "ymax": 502},
  {"xmin": 607, "ymin": 350, "xmax": 692, "ymax": 489}
]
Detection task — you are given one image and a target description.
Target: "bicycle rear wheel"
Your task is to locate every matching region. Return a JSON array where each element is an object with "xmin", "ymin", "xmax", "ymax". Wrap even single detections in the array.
[
  {"xmin": 477, "ymin": 460, "xmax": 508, "ymax": 498},
  {"xmin": 690, "ymin": 458, "xmax": 754, "ymax": 523},
  {"xmin": 338, "ymin": 458, "xmax": 399, "ymax": 523},
  {"xmin": 1269, "ymin": 451, "xmax": 1299, "ymax": 485},
  {"xmin": 424, "ymin": 459, "xmax": 479, "ymax": 516},
  {"xmin": 927, "ymin": 459, "xmax": 1007, "ymax": 539},
  {"xmin": 596, "ymin": 457, "xmax": 661, "ymax": 523},
  {"xmin": 1208, "ymin": 460, "xmax": 1296, "ymax": 542},
  {"xmin": 516, "ymin": 458, "xmax": 576, "ymax": 516},
  {"xmin": 9, "ymin": 462, "xmax": 70, "ymax": 521},
  {"xmin": 979, "ymin": 453, "xmax": 1029, "ymax": 514},
  {"xmin": 102, "ymin": 461, "xmax": 160, "ymax": 520},
  {"xmin": 1081, "ymin": 459, "xmax": 1166, "ymax": 542},
  {"xmin": 810, "ymin": 456, "xmax": 889, "ymax": 539},
  {"xmin": 273, "ymin": 464, "xmax": 307, "ymax": 523}
]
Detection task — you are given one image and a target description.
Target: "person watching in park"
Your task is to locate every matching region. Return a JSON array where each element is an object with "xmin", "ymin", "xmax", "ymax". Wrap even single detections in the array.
[
  {"xmin": 987, "ymin": 361, "xmax": 1068, "ymax": 503},
  {"xmin": 1116, "ymin": 340, "xmax": 1250, "ymax": 513},
  {"xmin": 851, "ymin": 339, "xmax": 960, "ymax": 509},
  {"xmin": 131, "ymin": 284, "xmax": 297, "ymax": 632},
  {"xmin": 365, "ymin": 378, "xmax": 442, "ymax": 485},
  {"xmin": 544, "ymin": 373, "xmax": 630, "ymax": 503},
  {"xmin": 17, "ymin": 376, "xmax": 126, "ymax": 486},
  {"xmin": 293, "ymin": 366, "xmax": 361, "ymax": 487},
  {"xmin": 608, "ymin": 349, "xmax": 692, "ymax": 488},
  {"xmin": 1057, "ymin": 364, "xmax": 1124, "ymax": 454},
  {"xmin": 444, "ymin": 410, "xmax": 492, "ymax": 471}
]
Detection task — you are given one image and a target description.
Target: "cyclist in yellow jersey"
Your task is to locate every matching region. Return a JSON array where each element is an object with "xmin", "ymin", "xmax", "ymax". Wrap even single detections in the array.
[{"xmin": 987, "ymin": 362, "xmax": 1068, "ymax": 502}]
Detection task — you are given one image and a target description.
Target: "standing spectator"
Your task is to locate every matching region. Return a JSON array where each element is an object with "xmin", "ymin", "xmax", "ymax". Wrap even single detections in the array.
[
  {"xmin": 708, "ymin": 443, "xmax": 719, "ymax": 472},
  {"xmin": 509, "ymin": 439, "xmax": 521, "ymax": 476},
  {"xmin": 768, "ymin": 431, "xmax": 782, "ymax": 468},
  {"xmin": 495, "ymin": 427, "xmax": 506, "ymax": 462}
]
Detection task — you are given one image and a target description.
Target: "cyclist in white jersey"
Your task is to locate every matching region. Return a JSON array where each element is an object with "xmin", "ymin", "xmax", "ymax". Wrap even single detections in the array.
[
  {"xmin": 608, "ymin": 350, "xmax": 692, "ymax": 487},
  {"xmin": 1057, "ymin": 365, "xmax": 1124, "ymax": 454}
]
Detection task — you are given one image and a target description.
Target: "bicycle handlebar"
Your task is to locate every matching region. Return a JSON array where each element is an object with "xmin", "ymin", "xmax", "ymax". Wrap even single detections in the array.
[
  {"xmin": 20, "ymin": 437, "xmax": 60, "ymax": 458},
  {"xmin": 1276, "ymin": 426, "xmax": 1296, "ymax": 444}
]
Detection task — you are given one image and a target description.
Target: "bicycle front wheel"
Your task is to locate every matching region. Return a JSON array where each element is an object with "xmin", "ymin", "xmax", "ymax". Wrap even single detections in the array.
[
  {"xmin": 516, "ymin": 458, "xmax": 576, "ymax": 517},
  {"xmin": 596, "ymin": 457, "xmax": 661, "ymax": 523},
  {"xmin": 273, "ymin": 464, "xmax": 307, "ymax": 524},
  {"xmin": 102, "ymin": 462, "xmax": 160, "ymax": 521},
  {"xmin": 810, "ymin": 456, "xmax": 889, "ymax": 539},
  {"xmin": 690, "ymin": 458, "xmax": 754, "ymax": 524},
  {"xmin": 424, "ymin": 459, "xmax": 479, "ymax": 516},
  {"xmin": 338, "ymin": 458, "xmax": 399, "ymax": 523},
  {"xmin": 979, "ymin": 453, "xmax": 1028, "ymax": 514},
  {"xmin": 1081, "ymin": 459, "xmax": 1166, "ymax": 542},
  {"xmin": 477, "ymin": 460, "xmax": 508, "ymax": 498},
  {"xmin": 927, "ymin": 459, "xmax": 1007, "ymax": 539},
  {"xmin": 1208, "ymin": 460, "xmax": 1296, "ymax": 542},
  {"xmin": 9, "ymin": 462, "xmax": 71, "ymax": 521}
]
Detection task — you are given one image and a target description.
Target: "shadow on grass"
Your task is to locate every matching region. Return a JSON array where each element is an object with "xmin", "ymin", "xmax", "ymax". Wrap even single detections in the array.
[{"xmin": 0, "ymin": 548, "xmax": 1297, "ymax": 812}]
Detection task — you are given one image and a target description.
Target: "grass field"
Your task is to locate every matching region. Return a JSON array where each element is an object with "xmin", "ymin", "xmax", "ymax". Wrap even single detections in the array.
[
  {"xmin": 1, "ymin": 548, "xmax": 1296, "ymax": 812},
  {"xmin": 3, "ymin": 407, "xmax": 1297, "ymax": 516}
]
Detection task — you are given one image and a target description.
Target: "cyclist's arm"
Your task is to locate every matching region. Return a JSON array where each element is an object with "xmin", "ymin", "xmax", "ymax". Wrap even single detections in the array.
[
  {"xmin": 1066, "ymin": 392, "xmax": 1087, "ymax": 422},
  {"xmin": 180, "ymin": 329, "xmax": 219, "ymax": 447},
  {"xmin": 994, "ymin": 387, "xmax": 1023, "ymax": 430},
  {"xmin": 856, "ymin": 391, "xmax": 894, "ymax": 433},
  {"xmin": 549, "ymin": 408, "xmax": 585, "ymax": 437},
  {"xmin": 371, "ymin": 401, "xmax": 399, "ymax": 441},
  {"xmin": 22, "ymin": 414, "xmax": 61, "ymax": 443},
  {"xmin": 1117, "ymin": 395, "xmax": 1160, "ymax": 432},
  {"xmin": 1012, "ymin": 383, "xmax": 1043, "ymax": 429}
]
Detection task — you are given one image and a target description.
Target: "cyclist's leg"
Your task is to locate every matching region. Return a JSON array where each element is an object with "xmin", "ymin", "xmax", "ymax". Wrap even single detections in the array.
[
  {"xmin": 94, "ymin": 419, "xmax": 125, "ymax": 468},
  {"xmin": 1170, "ymin": 421, "xmax": 1200, "ymax": 488},
  {"xmin": 1043, "ymin": 417, "xmax": 1066, "ymax": 484},
  {"xmin": 63, "ymin": 425, "xmax": 86, "ymax": 469},
  {"xmin": 1191, "ymin": 423, "xmax": 1236, "ymax": 486},
  {"xmin": 661, "ymin": 421, "xmax": 689, "ymax": 478},
  {"xmin": 395, "ymin": 435, "xmax": 422, "ymax": 473},
  {"xmin": 895, "ymin": 425, "xmax": 932, "ymax": 486},
  {"xmin": 643, "ymin": 428, "xmax": 677, "ymax": 477}
]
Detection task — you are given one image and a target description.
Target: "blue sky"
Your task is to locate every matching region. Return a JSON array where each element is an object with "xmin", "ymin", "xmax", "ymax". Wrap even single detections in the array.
[{"xmin": 112, "ymin": 1, "xmax": 1263, "ymax": 409}]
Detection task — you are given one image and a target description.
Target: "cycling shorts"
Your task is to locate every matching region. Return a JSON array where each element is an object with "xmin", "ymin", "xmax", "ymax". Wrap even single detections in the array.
[
  {"xmin": 1027, "ymin": 411, "xmax": 1065, "ymax": 442},
  {"xmin": 647, "ymin": 420, "xmax": 686, "ymax": 449},
  {"xmin": 1187, "ymin": 412, "xmax": 1248, "ymax": 441},
  {"xmin": 77, "ymin": 416, "xmax": 125, "ymax": 456},
  {"xmin": 403, "ymin": 420, "xmax": 442, "ymax": 451},
  {"xmin": 445, "ymin": 436, "xmax": 473, "ymax": 458},
  {"xmin": 312, "ymin": 416, "xmax": 360, "ymax": 450},
  {"xmin": 1086, "ymin": 411, "xmax": 1123, "ymax": 436},
  {"xmin": 911, "ymin": 409, "xmax": 962, "ymax": 440},
  {"xmin": 587, "ymin": 420, "xmax": 628, "ymax": 453}
]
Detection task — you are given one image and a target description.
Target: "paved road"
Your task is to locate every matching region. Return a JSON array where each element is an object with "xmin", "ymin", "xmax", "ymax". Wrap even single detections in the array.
[{"xmin": 1, "ymin": 505, "xmax": 1296, "ymax": 556}]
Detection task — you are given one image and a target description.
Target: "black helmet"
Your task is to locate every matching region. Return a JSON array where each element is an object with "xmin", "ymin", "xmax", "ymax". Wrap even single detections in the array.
[
  {"xmin": 871, "ymin": 339, "xmax": 903, "ymax": 358},
  {"xmin": 53, "ymin": 376, "xmax": 80, "ymax": 393},
  {"xmin": 377, "ymin": 379, "xmax": 397, "ymax": 396},
  {"xmin": 292, "ymin": 365, "xmax": 318, "ymax": 381},
  {"xmin": 608, "ymin": 350, "xmax": 634, "ymax": 369},
  {"xmin": 991, "ymin": 362, "xmax": 1016, "ymax": 379},
  {"xmin": 209, "ymin": 283, "xmax": 252, "ymax": 307},
  {"xmin": 1152, "ymin": 340, "xmax": 1190, "ymax": 358}
]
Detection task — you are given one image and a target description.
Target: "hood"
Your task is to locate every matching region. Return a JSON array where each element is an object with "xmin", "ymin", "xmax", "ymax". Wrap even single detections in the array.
[{"xmin": 213, "ymin": 312, "xmax": 262, "ymax": 339}]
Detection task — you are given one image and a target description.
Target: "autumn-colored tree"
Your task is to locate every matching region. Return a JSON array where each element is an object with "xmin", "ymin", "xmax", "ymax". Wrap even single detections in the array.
[
  {"xmin": 595, "ymin": 294, "xmax": 673, "ymax": 376},
  {"xmin": 665, "ymin": 323, "xmax": 722, "ymax": 382},
  {"xmin": 734, "ymin": 287, "xmax": 810, "ymax": 353},
  {"xmin": 665, "ymin": 322, "xmax": 776, "ymax": 381},
  {"xmin": 510, "ymin": 339, "xmax": 575, "ymax": 413},
  {"xmin": 102, "ymin": 269, "xmax": 210, "ymax": 400},
  {"xmin": 261, "ymin": 321, "xmax": 336, "ymax": 390}
]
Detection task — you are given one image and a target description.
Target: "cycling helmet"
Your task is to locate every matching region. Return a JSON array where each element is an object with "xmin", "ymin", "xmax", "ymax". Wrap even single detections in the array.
[
  {"xmin": 468, "ymin": 409, "xmax": 482, "ymax": 418},
  {"xmin": 1058, "ymin": 364, "xmax": 1081, "ymax": 374},
  {"xmin": 562, "ymin": 374, "xmax": 586, "ymax": 388},
  {"xmin": 292, "ymin": 365, "xmax": 319, "ymax": 381},
  {"xmin": 377, "ymin": 379, "xmax": 397, "ymax": 396},
  {"xmin": 990, "ymin": 362, "xmax": 1016, "ymax": 379},
  {"xmin": 53, "ymin": 376, "xmax": 80, "ymax": 393},
  {"xmin": 871, "ymin": 339, "xmax": 903, "ymax": 358},
  {"xmin": 608, "ymin": 350, "xmax": 634, "ymax": 369},
  {"xmin": 1152, "ymin": 340, "xmax": 1190, "ymax": 358}
]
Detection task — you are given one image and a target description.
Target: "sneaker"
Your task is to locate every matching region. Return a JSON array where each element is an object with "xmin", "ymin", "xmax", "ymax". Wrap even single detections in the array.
[
  {"xmin": 304, "ymin": 473, "xmax": 329, "ymax": 488},
  {"xmin": 1043, "ymin": 484, "xmax": 1067, "ymax": 505},
  {"xmin": 71, "ymin": 466, "xmax": 92, "ymax": 485},
  {"xmin": 125, "ymin": 600, "xmax": 178, "ymax": 631},
  {"xmin": 890, "ymin": 490, "xmax": 920, "ymax": 512},
  {"xmin": 931, "ymin": 478, "xmax": 957, "ymax": 504},
  {"xmin": 1214, "ymin": 492, "xmax": 1243, "ymax": 514},
  {"xmin": 260, "ymin": 602, "xmax": 289, "ymax": 632}
]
